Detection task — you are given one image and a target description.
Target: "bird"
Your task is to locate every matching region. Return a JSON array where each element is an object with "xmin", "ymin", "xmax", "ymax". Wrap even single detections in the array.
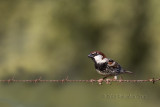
[{"xmin": 88, "ymin": 51, "xmax": 132, "ymax": 81}]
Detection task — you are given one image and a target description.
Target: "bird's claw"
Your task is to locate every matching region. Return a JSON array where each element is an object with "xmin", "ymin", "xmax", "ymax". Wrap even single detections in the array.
[{"xmin": 97, "ymin": 78, "xmax": 104, "ymax": 85}]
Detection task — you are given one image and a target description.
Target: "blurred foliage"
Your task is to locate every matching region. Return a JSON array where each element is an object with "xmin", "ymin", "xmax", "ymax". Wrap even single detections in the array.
[{"xmin": 0, "ymin": 0, "xmax": 160, "ymax": 107}]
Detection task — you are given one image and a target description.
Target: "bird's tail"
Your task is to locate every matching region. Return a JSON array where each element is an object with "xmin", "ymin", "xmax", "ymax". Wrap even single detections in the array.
[{"xmin": 124, "ymin": 70, "xmax": 133, "ymax": 74}]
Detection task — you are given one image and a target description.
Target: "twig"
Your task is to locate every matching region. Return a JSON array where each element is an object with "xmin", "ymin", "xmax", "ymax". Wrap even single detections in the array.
[{"xmin": 0, "ymin": 77, "xmax": 159, "ymax": 85}]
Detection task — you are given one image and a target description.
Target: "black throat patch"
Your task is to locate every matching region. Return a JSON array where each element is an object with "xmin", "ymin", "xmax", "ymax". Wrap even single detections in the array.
[{"xmin": 95, "ymin": 62, "xmax": 107, "ymax": 71}]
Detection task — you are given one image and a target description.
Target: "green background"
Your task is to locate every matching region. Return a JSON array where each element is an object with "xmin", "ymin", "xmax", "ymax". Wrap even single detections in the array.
[{"xmin": 0, "ymin": 0, "xmax": 160, "ymax": 107}]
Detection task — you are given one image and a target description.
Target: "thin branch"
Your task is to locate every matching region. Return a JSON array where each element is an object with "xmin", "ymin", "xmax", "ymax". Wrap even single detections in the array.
[{"xmin": 0, "ymin": 77, "xmax": 159, "ymax": 85}]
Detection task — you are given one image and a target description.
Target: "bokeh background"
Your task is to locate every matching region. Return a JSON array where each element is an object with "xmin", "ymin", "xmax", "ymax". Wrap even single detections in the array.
[{"xmin": 0, "ymin": 0, "xmax": 160, "ymax": 107}]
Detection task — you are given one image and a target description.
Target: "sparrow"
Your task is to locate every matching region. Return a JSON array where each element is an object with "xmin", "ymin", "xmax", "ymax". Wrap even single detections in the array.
[{"xmin": 88, "ymin": 51, "xmax": 132, "ymax": 80}]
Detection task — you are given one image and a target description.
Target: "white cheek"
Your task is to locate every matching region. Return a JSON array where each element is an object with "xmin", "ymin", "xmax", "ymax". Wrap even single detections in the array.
[
  {"xmin": 94, "ymin": 55, "xmax": 102, "ymax": 61},
  {"xmin": 94, "ymin": 55, "xmax": 108, "ymax": 63}
]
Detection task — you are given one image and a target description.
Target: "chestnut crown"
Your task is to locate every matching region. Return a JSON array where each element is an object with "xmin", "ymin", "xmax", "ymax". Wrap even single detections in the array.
[{"xmin": 88, "ymin": 51, "xmax": 106, "ymax": 59}]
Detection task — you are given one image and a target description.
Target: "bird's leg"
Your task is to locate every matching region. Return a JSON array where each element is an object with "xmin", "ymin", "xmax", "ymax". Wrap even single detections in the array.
[
  {"xmin": 120, "ymin": 76, "xmax": 123, "ymax": 80},
  {"xmin": 97, "ymin": 76, "xmax": 108, "ymax": 85},
  {"xmin": 103, "ymin": 76, "xmax": 107, "ymax": 79}
]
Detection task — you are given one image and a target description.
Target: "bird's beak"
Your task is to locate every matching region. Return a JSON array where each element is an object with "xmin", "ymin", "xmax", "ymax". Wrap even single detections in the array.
[{"xmin": 88, "ymin": 53, "xmax": 93, "ymax": 58}]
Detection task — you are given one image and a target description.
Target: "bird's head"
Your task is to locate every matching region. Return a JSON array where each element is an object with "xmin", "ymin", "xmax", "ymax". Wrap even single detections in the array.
[{"xmin": 88, "ymin": 51, "xmax": 108, "ymax": 64}]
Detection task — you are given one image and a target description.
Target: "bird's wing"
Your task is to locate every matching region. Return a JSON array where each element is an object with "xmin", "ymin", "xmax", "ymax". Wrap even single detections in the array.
[
  {"xmin": 107, "ymin": 59, "xmax": 118, "ymax": 67},
  {"xmin": 107, "ymin": 59, "xmax": 122, "ymax": 73},
  {"xmin": 107, "ymin": 58, "xmax": 132, "ymax": 74}
]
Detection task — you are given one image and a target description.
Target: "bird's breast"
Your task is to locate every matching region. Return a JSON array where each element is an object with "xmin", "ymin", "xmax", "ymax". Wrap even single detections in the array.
[{"xmin": 95, "ymin": 63, "xmax": 107, "ymax": 71}]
